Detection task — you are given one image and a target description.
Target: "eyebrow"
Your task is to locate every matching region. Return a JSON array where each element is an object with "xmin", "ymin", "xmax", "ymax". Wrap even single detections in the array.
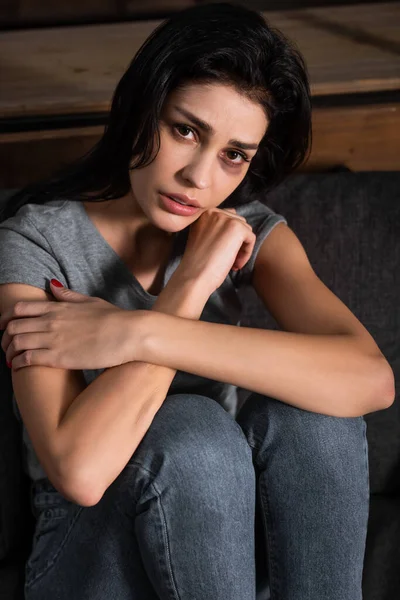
[{"xmin": 173, "ymin": 106, "xmax": 260, "ymax": 151}]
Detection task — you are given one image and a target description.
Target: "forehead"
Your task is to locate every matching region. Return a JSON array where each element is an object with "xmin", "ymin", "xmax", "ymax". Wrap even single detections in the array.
[{"xmin": 164, "ymin": 82, "xmax": 268, "ymax": 141}]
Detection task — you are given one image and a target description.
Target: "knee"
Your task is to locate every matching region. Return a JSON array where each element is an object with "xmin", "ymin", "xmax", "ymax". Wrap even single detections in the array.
[
  {"xmin": 238, "ymin": 392, "xmax": 368, "ymax": 473},
  {"xmin": 132, "ymin": 393, "xmax": 255, "ymax": 489}
]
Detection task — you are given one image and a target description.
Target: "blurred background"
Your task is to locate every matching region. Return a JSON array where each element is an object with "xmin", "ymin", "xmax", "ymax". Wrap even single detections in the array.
[
  {"xmin": 1, "ymin": 0, "xmax": 398, "ymax": 29},
  {"xmin": 0, "ymin": 0, "xmax": 399, "ymax": 187}
]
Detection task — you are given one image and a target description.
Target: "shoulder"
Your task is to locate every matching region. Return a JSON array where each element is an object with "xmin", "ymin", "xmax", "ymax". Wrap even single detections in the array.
[
  {"xmin": 235, "ymin": 198, "xmax": 285, "ymax": 225},
  {"xmin": 0, "ymin": 198, "xmax": 71, "ymax": 237},
  {"xmin": 230, "ymin": 199, "xmax": 287, "ymax": 289},
  {"xmin": 0, "ymin": 199, "xmax": 76, "ymax": 295},
  {"xmin": 0, "ymin": 199, "xmax": 81, "ymax": 257}
]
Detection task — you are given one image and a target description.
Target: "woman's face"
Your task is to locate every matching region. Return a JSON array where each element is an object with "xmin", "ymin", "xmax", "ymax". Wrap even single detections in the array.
[{"xmin": 128, "ymin": 82, "xmax": 268, "ymax": 233}]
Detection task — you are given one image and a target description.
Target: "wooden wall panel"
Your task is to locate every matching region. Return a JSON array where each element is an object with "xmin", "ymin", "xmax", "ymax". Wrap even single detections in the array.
[
  {"xmin": 0, "ymin": 127, "xmax": 102, "ymax": 189},
  {"xmin": 1, "ymin": 0, "xmax": 194, "ymax": 25},
  {"xmin": 1, "ymin": 3, "xmax": 398, "ymax": 187},
  {"xmin": 307, "ymin": 103, "xmax": 400, "ymax": 172}
]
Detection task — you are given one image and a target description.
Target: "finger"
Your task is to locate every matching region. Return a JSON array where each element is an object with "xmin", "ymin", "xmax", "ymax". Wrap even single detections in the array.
[
  {"xmin": 0, "ymin": 302, "xmax": 53, "ymax": 330},
  {"xmin": 1, "ymin": 328, "xmax": 12, "ymax": 354},
  {"xmin": 0, "ymin": 312, "xmax": 11, "ymax": 330},
  {"xmin": 233, "ymin": 231, "xmax": 256, "ymax": 270},
  {"xmin": 6, "ymin": 333, "xmax": 52, "ymax": 364},
  {"xmin": 223, "ymin": 208, "xmax": 248, "ymax": 223},
  {"xmin": 6, "ymin": 316, "xmax": 48, "ymax": 336},
  {"xmin": 50, "ymin": 281, "xmax": 96, "ymax": 303},
  {"xmin": 9, "ymin": 349, "xmax": 53, "ymax": 371},
  {"xmin": 1, "ymin": 317, "xmax": 49, "ymax": 353}
]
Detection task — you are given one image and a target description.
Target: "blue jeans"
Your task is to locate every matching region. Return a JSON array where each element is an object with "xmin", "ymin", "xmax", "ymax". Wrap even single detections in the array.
[{"xmin": 24, "ymin": 392, "xmax": 369, "ymax": 600}]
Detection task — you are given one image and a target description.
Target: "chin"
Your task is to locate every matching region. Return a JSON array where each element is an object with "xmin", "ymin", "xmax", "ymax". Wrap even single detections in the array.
[
  {"xmin": 157, "ymin": 216, "xmax": 192, "ymax": 234},
  {"xmin": 154, "ymin": 203, "xmax": 198, "ymax": 233}
]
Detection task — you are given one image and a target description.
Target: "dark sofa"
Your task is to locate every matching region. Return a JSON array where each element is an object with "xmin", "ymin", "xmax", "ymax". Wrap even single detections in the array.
[{"xmin": 0, "ymin": 171, "xmax": 399, "ymax": 599}]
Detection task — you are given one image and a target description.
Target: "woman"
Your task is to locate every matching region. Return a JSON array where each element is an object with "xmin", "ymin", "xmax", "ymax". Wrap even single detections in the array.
[{"xmin": 0, "ymin": 2, "xmax": 393, "ymax": 599}]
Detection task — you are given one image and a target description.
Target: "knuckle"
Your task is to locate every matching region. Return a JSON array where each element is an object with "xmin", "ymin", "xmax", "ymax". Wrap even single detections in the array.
[
  {"xmin": 12, "ymin": 336, "xmax": 21, "ymax": 351},
  {"xmin": 6, "ymin": 320, "xmax": 16, "ymax": 335},
  {"xmin": 230, "ymin": 219, "xmax": 244, "ymax": 233},
  {"xmin": 48, "ymin": 319, "xmax": 57, "ymax": 332},
  {"xmin": 5, "ymin": 322, "xmax": 14, "ymax": 336},
  {"xmin": 13, "ymin": 301, "xmax": 25, "ymax": 316},
  {"xmin": 22, "ymin": 351, "xmax": 32, "ymax": 367}
]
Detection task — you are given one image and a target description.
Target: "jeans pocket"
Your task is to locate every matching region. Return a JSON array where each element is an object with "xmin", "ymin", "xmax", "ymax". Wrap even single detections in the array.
[{"xmin": 25, "ymin": 488, "xmax": 83, "ymax": 589}]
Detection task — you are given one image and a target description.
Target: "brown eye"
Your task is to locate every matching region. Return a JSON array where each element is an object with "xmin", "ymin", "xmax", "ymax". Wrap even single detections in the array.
[
  {"xmin": 174, "ymin": 124, "xmax": 195, "ymax": 139},
  {"xmin": 226, "ymin": 150, "xmax": 249, "ymax": 166}
]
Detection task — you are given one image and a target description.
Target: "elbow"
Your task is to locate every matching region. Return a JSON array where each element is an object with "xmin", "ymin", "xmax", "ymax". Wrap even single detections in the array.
[
  {"xmin": 60, "ymin": 474, "xmax": 104, "ymax": 507},
  {"xmin": 51, "ymin": 462, "xmax": 105, "ymax": 507},
  {"xmin": 363, "ymin": 358, "xmax": 396, "ymax": 415},
  {"xmin": 341, "ymin": 358, "xmax": 395, "ymax": 418},
  {"xmin": 376, "ymin": 362, "xmax": 396, "ymax": 409},
  {"xmin": 62, "ymin": 478, "xmax": 104, "ymax": 508}
]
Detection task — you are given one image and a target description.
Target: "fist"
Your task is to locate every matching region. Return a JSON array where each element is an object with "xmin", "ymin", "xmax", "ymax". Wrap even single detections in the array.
[{"xmin": 177, "ymin": 207, "xmax": 256, "ymax": 293}]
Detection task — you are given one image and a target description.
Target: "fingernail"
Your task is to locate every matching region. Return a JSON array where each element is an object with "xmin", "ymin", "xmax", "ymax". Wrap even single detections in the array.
[
  {"xmin": 6, "ymin": 360, "xmax": 12, "ymax": 368},
  {"xmin": 51, "ymin": 279, "xmax": 63, "ymax": 288}
]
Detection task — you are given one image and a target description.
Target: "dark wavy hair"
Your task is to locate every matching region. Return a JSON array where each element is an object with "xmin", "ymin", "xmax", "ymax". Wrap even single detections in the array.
[{"xmin": 0, "ymin": 1, "xmax": 312, "ymax": 222}]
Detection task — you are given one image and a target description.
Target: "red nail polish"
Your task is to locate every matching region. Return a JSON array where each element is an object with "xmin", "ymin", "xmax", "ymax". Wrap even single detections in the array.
[
  {"xmin": 51, "ymin": 279, "xmax": 63, "ymax": 288},
  {"xmin": 6, "ymin": 360, "xmax": 12, "ymax": 368}
]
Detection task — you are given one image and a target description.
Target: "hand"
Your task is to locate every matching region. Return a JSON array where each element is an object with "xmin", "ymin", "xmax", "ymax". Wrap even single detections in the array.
[
  {"xmin": 177, "ymin": 207, "xmax": 256, "ymax": 293},
  {"xmin": 0, "ymin": 281, "xmax": 144, "ymax": 371}
]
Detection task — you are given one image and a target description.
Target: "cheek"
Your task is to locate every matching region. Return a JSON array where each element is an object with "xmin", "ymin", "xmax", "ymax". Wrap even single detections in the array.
[
  {"xmin": 143, "ymin": 146, "xmax": 173, "ymax": 180},
  {"xmin": 221, "ymin": 171, "xmax": 247, "ymax": 198},
  {"xmin": 158, "ymin": 136, "xmax": 189, "ymax": 169}
]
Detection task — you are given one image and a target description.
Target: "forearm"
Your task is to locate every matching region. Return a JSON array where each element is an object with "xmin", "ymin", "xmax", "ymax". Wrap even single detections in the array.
[
  {"xmin": 58, "ymin": 274, "xmax": 207, "ymax": 503},
  {"xmin": 139, "ymin": 312, "xmax": 393, "ymax": 418}
]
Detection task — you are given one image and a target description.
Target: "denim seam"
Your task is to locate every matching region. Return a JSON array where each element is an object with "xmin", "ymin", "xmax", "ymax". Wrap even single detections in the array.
[
  {"xmin": 127, "ymin": 460, "xmax": 182, "ymax": 600},
  {"xmin": 362, "ymin": 418, "xmax": 371, "ymax": 515},
  {"xmin": 149, "ymin": 479, "xmax": 182, "ymax": 600},
  {"xmin": 25, "ymin": 506, "xmax": 84, "ymax": 589},
  {"xmin": 258, "ymin": 477, "xmax": 281, "ymax": 600},
  {"xmin": 126, "ymin": 459, "xmax": 158, "ymax": 478}
]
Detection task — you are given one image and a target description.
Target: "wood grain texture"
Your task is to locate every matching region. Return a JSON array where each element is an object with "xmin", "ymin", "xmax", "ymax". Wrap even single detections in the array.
[
  {"xmin": 0, "ymin": 2, "xmax": 399, "ymax": 118},
  {"xmin": 0, "ymin": 1, "xmax": 399, "ymax": 184},
  {"xmin": 307, "ymin": 103, "xmax": 400, "ymax": 172}
]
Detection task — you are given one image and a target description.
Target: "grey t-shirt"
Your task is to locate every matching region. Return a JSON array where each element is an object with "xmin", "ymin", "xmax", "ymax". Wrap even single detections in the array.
[{"xmin": 0, "ymin": 197, "xmax": 287, "ymax": 481}]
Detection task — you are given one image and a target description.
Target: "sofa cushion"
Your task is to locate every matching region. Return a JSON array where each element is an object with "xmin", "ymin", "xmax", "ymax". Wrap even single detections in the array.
[{"xmin": 238, "ymin": 171, "xmax": 399, "ymax": 496}]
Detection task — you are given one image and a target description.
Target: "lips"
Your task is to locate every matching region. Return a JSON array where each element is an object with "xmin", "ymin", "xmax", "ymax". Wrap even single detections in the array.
[{"xmin": 161, "ymin": 192, "xmax": 201, "ymax": 208}]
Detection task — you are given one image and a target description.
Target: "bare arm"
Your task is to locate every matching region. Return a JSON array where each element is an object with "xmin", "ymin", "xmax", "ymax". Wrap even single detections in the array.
[
  {"xmin": 57, "ymin": 272, "xmax": 208, "ymax": 505},
  {"xmin": 136, "ymin": 312, "xmax": 394, "ymax": 419},
  {"xmin": 2, "ymin": 206, "xmax": 253, "ymax": 508},
  {"xmin": 5, "ymin": 272, "xmax": 208, "ymax": 507}
]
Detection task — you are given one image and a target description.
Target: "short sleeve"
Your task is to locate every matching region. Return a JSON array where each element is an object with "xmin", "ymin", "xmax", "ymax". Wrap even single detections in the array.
[
  {"xmin": 230, "ymin": 199, "xmax": 287, "ymax": 290},
  {"xmin": 0, "ymin": 207, "xmax": 66, "ymax": 295}
]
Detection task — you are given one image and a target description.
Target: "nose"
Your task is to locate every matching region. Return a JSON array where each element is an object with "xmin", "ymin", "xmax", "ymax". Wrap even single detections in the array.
[{"xmin": 180, "ymin": 151, "xmax": 213, "ymax": 190}]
